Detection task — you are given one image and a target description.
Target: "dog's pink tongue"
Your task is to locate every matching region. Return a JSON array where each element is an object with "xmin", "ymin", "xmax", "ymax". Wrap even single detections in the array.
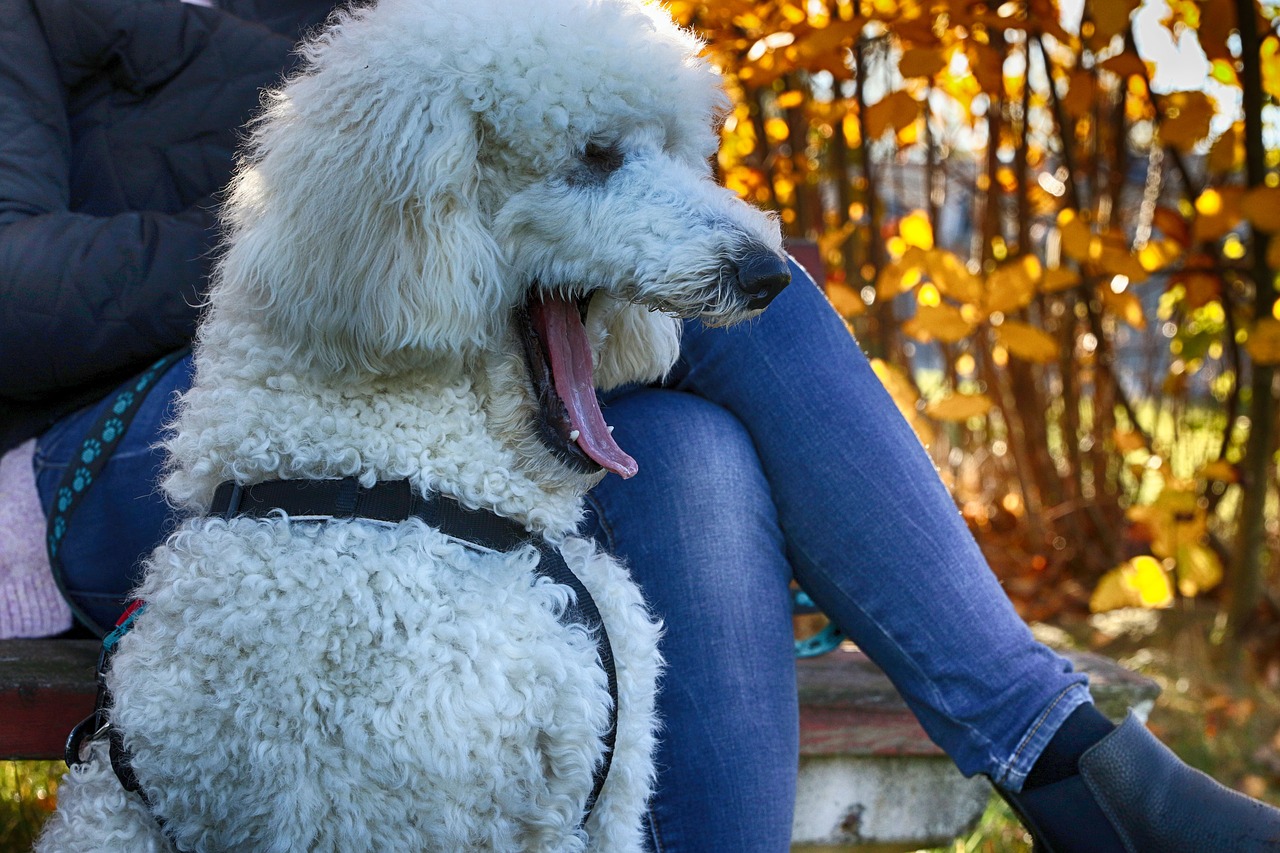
[{"xmin": 533, "ymin": 295, "xmax": 638, "ymax": 478}]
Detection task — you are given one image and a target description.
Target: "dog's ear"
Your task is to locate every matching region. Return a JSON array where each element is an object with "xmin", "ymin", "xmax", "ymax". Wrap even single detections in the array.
[
  {"xmin": 216, "ymin": 65, "xmax": 507, "ymax": 375},
  {"xmin": 590, "ymin": 299, "xmax": 683, "ymax": 391}
]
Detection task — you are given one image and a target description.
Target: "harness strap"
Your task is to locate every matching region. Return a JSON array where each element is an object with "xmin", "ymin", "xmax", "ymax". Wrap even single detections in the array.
[
  {"xmin": 46, "ymin": 349, "xmax": 189, "ymax": 636},
  {"xmin": 185, "ymin": 479, "xmax": 617, "ymax": 822}
]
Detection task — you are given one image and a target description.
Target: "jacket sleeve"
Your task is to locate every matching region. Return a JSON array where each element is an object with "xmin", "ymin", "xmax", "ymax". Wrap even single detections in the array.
[{"xmin": 0, "ymin": 0, "xmax": 294, "ymax": 401}]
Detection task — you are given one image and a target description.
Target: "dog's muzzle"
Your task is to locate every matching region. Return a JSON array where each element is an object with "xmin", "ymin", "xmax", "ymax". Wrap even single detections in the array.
[{"xmin": 732, "ymin": 248, "xmax": 791, "ymax": 310}]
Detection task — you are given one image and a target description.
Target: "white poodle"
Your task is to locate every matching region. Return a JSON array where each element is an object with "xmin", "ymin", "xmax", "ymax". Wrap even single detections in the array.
[{"xmin": 38, "ymin": 0, "xmax": 788, "ymax": 850}]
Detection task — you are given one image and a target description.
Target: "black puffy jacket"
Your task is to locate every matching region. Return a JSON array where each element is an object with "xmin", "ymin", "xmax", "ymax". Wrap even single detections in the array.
[{"xmin": 0, "ymin": 0, "xmax": 333, "ymax": 453}]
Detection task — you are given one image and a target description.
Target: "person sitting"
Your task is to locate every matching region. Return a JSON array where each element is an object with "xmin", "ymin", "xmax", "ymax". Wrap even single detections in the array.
[{"xmin": 2, "ymin": 1, "xmax": 1278, "ymax": 850}]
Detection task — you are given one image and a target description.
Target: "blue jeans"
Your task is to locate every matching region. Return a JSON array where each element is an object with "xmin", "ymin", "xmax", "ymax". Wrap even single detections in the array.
[
  {"xmin": 33, "ymin": 356, "xmax": 195, "ymax": 634},
  {"xmin": 582, "ymin": 264, "xmax": 1088, "ymax": 850},
  {"xmin": 34, "ymin": 263, "xmax": 1091, "ymax": 850}
]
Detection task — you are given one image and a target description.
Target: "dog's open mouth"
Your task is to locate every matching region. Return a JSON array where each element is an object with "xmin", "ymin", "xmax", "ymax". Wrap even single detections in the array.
[{"xmin": 518, "ymin": 290, "xmax": 639, "ymax": 479}]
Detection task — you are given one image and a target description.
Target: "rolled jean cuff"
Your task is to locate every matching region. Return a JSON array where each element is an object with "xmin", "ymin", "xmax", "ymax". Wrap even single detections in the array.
[{"xmin": 995, "ymin": 682, "xmax": 1095, "ymax": 792}]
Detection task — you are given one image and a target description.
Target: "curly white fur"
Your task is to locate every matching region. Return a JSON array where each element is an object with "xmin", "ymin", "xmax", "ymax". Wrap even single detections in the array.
[{"xmin": 38, "ymin": 0, "xmax": 783, "ymax": 850}]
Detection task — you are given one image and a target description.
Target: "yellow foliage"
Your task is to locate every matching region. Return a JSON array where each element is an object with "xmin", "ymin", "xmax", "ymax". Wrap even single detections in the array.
[
  {"xmin": 1263, "ymin": 36, "xmax": 1280, "ymax": 100},
  {"xmin": 985, "ymin": 255, "xmax": 1042, "ymax": 315},
  {"xmin": 1175, "ymin": 544, "xmax": 1224, "ymax": 597},
  {"xmin": 826, "ymin": 280, "xmax": 867, "ymax": 318},
  {"xmin": 1172, "ymin": 253, "xmax": 1218, "ymax": 311},
  {"xmin": 776, "ymin": 89, "xmax": 805, "ymax": 108},
  {"xmin": 1089, "ymin": 0, "xmax": 1141, "ymax": 43},
  {"xmin": 1128, "ymin": 485, "xmax": 1206, "ymax": 560},
  {"xmin": 764, "ymin": 117, "xmax": 790, "ymax": 142},
  {"xmin": 789, "ymin": 20, "xmax": 865, "ymax": 77},
  {"xmin": 1112, "ymin": 428, "xmax": 1146, "ymax": 453},
  {"xmin": 1098, "ymin": 52, "xmax": 1148, "ymax": 80},
  {"xmin": 876, "ymin": 255, "xmax": 925, "ymax": 299},
  {"xmin": 1090, "ymin": 556, "xmax": 1174, "ymax": 613},
  {"xmin": 1196, "ymin": 1, "xmax": 1236, "ymax": 62},
  {"xmin": 1159, "ymin": 91, "xmax": 1215, "ymax": 152},
  {"xmin": 1192, "ymin": 186, "xmax": 1244, "ymax": 243},
  {"xmin": 1246, "ymin": 317, "xmax": 1280, "ymax": 365},
  {"xmin": 1209, "ymin": 58, "xmax": 1239, "ymax": 87},
  {"xmin": 996, "ymin": 320, "xmax": 1061, "ymax": 363},
  {"xmin": 899, "ymin": 46, "xmax": 948, "ymax": 79},
  {"xmin": 1095, "ymin": 240, "xmax": 1148, "ymax": 283},
  {"xmin": 1195, "ymin": 459, "xmax": 1238, "ymax": 483},
  {"xmin": 903, "ymin": 302, "xmax": 975, "ymax": 343},
  {"xmin": 1153, "ymin": 206, "xmax": 1191, "ymax": 247},
  {"xmin": 1100, "ymin": 286, "xmax": 1147, "ymax": 329},
  {"xmin": 1059, "ymin": 209, "xmax": 1097, "ymax": 263},
  {"xmin": 842, "ymin": 113, "xmax": 861, "ymax": 146},
  {"xmin": 1241, "ymin": 186, "xmax": 1280, "ymax": 233},
  {"xmin": 1040, "ymin": 266, "xmax": 1081, "ymax": 294},
  {"xmin": 1061, "ymin": 69, "xmax": 1096, "ymax": 120},
  {"xmin": 966, "ymin": 42, "xmax": 1004, "ymax": 94},
  {"xmin": 1138, "ymin": 239, "xmax": 1183, "ymax": 273},
  {"xmin": 926, "ymin": 249, "xmax": 985, "ymax": 305},
  {"xmin": 865, "ymin": 90, "xmax": 921, "ymax": 140},
  {"xmin": 899, "ymin": 210, "xmax": 934, "ymax": 250},
  {"xmin": 935, "ymin": 63, "xmax": 983, "ymax": 117},
  {"xmin": 924, "ymin": 392, "xmax": 994, "ymax": 422}
]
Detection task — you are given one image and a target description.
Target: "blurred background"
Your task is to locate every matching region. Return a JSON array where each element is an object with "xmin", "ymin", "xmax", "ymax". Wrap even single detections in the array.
[
  {"xmin": 674, "ymin": 0, "xmax": 1280, "ymax": 847},
  {"xmin": 5, "ymin": 0, "xmax": 1279, "ymax": 849}
]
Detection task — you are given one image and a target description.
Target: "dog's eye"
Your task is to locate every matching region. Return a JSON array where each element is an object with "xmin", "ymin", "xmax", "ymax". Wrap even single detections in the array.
[{"xmin": 581, "ymin": 143, "xmax": 623, "ymax": 178}]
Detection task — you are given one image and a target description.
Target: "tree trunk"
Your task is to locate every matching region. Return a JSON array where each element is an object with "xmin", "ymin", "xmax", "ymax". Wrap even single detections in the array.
[{"xmin": 1229, "ymin": 0, "xmax": 1279, "ymax": 635}]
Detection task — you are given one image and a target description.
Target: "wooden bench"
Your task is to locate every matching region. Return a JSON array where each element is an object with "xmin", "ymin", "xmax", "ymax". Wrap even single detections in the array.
[{"xmin": 0, "ymin": 639, "xmax": 1159, "ymax": 851}]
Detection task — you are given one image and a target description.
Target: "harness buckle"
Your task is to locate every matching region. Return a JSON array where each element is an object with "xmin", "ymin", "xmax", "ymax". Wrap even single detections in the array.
[{"xmin": 65, "ymin": 713, "xmax": 109, "ymax": 767}]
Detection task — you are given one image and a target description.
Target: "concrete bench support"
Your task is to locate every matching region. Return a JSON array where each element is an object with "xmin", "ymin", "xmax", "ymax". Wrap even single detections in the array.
[{"xmin": 792, "ymin": 647, "xmax": 1160, "ymax": 851}]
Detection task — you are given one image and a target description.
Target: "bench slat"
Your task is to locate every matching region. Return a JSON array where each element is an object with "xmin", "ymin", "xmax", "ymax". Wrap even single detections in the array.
[{"xmin": 0, "ymin": 639, "xmax": 98, "ymax": 760}]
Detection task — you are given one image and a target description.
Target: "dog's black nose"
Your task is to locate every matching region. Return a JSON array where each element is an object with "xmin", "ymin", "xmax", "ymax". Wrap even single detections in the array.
[{"xmin": 735, "ymin": 250, "xmax": 791, "ymax": 309}]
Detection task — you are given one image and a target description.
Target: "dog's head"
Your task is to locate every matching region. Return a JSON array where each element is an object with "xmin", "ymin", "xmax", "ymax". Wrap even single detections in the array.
[{"xmin": 217, "ymin": 0, "xmax": 788, "ymax": 480}]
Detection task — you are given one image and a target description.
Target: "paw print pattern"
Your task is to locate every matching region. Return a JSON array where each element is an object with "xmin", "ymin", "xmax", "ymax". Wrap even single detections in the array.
[
  {"xmin": 47, "ymin": 350, "xmax": 185, "ymax": 561},
  {"xmin": 72, "ymin": 466, "xmax": 93, "ymax": 493},
  {"xmin": 49, "ymin": 518, "xmax": 66, "ymax": 551}
]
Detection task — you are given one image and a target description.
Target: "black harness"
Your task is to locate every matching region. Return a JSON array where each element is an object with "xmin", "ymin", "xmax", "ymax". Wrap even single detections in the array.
[{"xmin": 67, "ymin": 477, "xmax": 618, "ymax": 834}]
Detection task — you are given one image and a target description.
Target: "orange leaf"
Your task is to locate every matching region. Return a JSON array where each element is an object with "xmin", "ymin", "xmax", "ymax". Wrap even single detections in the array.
[
  {"xmin": 1246, "ymin": 318, "xmax": 1280, "ymax": 365},
  {"xmin": 864, "ymin": 90, "xmax": 921, "ymax": 140},
  {"xmin": 1241, "ymin": 186, "xmax": 1280, "ymax": 233},
  {"xmin": 1159, "ymin": 91, "xmax": 1215, "ymax": 152},
  {"xmin": 1041, "ymin": 266, "xmax": 1081, "ymax": 293},
  {"xmin": 1061, "ymin": 69, "xmax": 1096, "ymax": 120},
  {"xmin": 924, "ymin": 392, "xmax": 993, "ymax": 422},
  {"xmin": 1207, "ymin": 124, "xmax": 1242, "ymax": 175},
  {"xmin": 1089, "ymin": 0, "xmax": 1141, "ymax": 42},
  {"xmin": 1192, "ymin": 186, "xmax": 1244, "ymax": 243},
  {"xmin": 1100, "ymin": 287, "xmax": 1146, "ymax": 329},
  {"xmin": 1153, "ymin": 206, "xmax": 1191, "ymax": 247},
  {"xmin": 985, "ymin": 255, "xmax": 1042, "ymax": 315},
  {"xmin": 1098, "ymin": 52, "xmax": 1148, "ymax": 80},
  {"xmin": 899, "ymin": 46, "xmax": 948, "ymax": 79},
  {"xmin": 1059, "ymin": 210, "xmax": 1097, "ymax": 262},
  {"xmin": 903, "ymin": 303, "xmax": 975, "ymax": 344},
  {"xmin": 996, "ymin": 320, "xmax": 1061, "ymax": 363},
  {"xmin": 826, "ymin": 281, "xmax": 866, "ymax": 318},
  {"xmin": 876, "ymin": 256, "xmax": 924, "ymax": 299},
  {"xmin": 925, "ymin": 249, "xmax": 985, "ymax": 305}
]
